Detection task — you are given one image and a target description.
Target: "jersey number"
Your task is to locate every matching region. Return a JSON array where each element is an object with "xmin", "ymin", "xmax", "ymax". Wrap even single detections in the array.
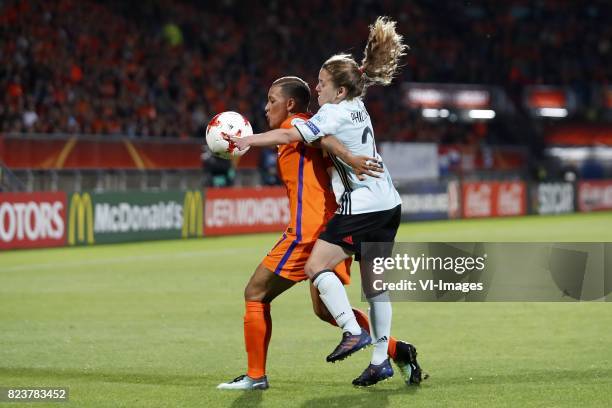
[{"xmin": 361, "ymin": 126, "xmax": 379, "ymax": 159}]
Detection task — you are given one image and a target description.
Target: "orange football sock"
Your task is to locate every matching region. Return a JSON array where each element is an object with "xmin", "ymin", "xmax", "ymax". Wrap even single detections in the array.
[
  {"xmin": 387, "ymin": 336, "xmax": 398, "ymax": 360},
  {"xmin": 244, "ymin": 301, "xmax": 271, "ymax": 379},
  {"xmin": 352, "ymin": 308, "xmax": 371, "ymax": 334}
]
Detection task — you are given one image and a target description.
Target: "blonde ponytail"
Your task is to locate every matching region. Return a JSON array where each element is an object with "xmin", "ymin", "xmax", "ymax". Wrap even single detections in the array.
[
  {"xmin": 321, "ymin": 16, "xmax": 408, "ymax": 99},
  {"xmin": 361, "ymin": 16, "xmax": 408, "ymax": 87}
]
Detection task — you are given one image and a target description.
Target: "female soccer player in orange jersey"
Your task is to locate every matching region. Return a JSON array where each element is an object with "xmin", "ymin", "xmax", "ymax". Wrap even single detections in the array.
[
  {"xmin": 229, "ymin": 17, "xmax": 423, "ymax": 387},
  {"xmin": 217, "ymin": 75, "xmax": 420, "ymax": 390}
]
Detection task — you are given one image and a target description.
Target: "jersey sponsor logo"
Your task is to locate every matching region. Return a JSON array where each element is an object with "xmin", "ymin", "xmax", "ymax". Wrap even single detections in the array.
[{"xmin": 304, "ymin": 120, "xmax": 321, "ymax": 135}]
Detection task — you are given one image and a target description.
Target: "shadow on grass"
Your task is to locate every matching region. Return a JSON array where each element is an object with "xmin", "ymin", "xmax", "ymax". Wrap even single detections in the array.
[
  {"xmin": 300, "ymin": 365, "xmax": 612, "ymax": 407},
  {"xmin": 302, "ymin": 383, "xmax": 418, "ymax": 408},
  {"xmin": 229, "ymin": 390, "xmax": 263, "ymax": 408}
]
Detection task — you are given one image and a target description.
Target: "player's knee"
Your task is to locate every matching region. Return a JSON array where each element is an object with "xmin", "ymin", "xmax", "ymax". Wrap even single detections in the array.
[
  {"xmin": 304, "ymin": 261, "xmax": 320, "ymax": 280},
  {"xmin": 243, "ymin": 281, "xmax": 265, "ymax": 302}
]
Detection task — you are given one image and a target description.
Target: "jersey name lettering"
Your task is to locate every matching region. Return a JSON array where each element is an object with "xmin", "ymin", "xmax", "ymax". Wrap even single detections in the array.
[{"xmin": 351, "ymin": 110, "xmax": 369, "ymax": 123}]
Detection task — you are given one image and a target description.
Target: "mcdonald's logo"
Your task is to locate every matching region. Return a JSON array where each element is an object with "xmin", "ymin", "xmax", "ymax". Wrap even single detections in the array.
[
  {"xmin": 182, "ymin": 191, "xmax": 203, "ymax": 238},
  {"xmin": 68, "ymin": 192, "xmax": 95, "ymax": 245}
]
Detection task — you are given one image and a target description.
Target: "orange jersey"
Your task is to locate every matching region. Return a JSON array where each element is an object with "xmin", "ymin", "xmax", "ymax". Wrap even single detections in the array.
[
  {"xmin": 261, "ymin": 113, "xmax": 351, "ymax": 283},
  {"xmin": 276, "ymin": 113, "xmax": 337, "ymax": 240}
]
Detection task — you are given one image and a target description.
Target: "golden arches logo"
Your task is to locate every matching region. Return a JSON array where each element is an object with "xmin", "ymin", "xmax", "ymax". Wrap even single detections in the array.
[
  {"xmin": 68, "ymin": 192, "xmax": 95, "ymax": 245},
  {"xmin": 182, "ymin": 191, "xmax": 203, "ymax": 238}
]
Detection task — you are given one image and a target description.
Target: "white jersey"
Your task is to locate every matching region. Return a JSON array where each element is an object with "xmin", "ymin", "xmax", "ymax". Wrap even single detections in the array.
[{"xmin": 294, "ymin": 98, "xmax": 401, "ymax": 215}]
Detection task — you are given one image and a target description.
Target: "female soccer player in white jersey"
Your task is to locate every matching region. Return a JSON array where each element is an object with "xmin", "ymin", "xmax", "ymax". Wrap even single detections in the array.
[{"xmin": 231, "ymin": 17, "xmax": 420, "ymax": 386}]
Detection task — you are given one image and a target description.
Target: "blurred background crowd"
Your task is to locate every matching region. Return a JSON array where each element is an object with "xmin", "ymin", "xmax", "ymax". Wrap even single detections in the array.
[{"xmin": 2, "ymin": 0, "xmax": 610, "ymax": 143}]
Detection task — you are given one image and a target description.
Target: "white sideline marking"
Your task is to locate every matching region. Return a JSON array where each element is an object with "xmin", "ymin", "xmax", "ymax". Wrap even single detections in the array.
[{"xmin": 2, "ymin": 247, "xmax": 263, "ymax": 273}]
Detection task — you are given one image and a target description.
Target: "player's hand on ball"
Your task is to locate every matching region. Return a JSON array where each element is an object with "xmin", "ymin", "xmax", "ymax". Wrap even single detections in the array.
[{"xmin": 229, "ymin": 134, "xmax": 251, "ymax": 151}]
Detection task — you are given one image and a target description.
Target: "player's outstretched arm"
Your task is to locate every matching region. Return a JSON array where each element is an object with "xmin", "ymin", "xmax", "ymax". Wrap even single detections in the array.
[
  {"xmin": 320, "ymin": 135, "xmax": 383, "ymax": 180},
  {"xmin": 230, "ymin": 128, "xmax": 302, "ymax": 150}
]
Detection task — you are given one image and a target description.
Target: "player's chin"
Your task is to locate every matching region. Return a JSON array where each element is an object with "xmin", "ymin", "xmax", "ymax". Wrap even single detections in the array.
[{"xmin": 267, "ymin": 118, "xmax": 280, "ymax": 129}]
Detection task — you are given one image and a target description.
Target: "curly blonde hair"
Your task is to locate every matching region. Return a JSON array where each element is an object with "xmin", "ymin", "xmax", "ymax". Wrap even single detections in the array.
[{"xmin": 322, "ymin": 16, "xmax": 408, "ymax": 99}]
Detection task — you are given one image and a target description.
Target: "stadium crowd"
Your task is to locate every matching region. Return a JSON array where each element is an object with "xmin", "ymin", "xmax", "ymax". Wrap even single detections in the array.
[{"xmin": 1, "ymin": 0, "xmax": 609, "ymax": 141}]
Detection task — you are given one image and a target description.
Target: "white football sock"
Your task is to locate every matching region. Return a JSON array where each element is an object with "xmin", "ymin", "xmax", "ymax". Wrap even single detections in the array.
[
  {"xmin": 368, "ymin": 291, "xmax": 392, "ymax": 365},
  {"xmin": 313, "ymin": 271, "xmax": 361, "ymax": 335}
]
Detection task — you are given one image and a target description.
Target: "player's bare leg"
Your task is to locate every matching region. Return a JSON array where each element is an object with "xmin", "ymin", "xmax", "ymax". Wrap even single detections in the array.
[{"xmin": 244, "ymin": 262, "xmax": 295, "ymax": 303}]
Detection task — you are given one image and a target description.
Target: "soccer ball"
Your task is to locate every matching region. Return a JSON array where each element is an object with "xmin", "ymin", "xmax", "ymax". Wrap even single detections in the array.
[{"xmin": 205, "ymin": 111, "xmax": 253, "ymax": 159}]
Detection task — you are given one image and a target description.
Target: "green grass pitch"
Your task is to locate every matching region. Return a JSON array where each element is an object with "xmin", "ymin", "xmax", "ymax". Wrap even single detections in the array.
[{"xmin": 1, "ymin": 212, "xmax": 611, "ymax": 407}]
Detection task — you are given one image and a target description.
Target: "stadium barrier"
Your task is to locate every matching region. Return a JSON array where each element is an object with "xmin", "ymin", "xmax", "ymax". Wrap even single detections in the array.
[
  {"xmin": 1, "ymin": 180, "xmax": 611, "ymax": 250},
  {"xmin": 530, "ymin": 182, "xmax": 575, "ymax": 215},
  {"xmin": 0, "ymin": 190, "xmax": 204, "ymax": 250},
  {"xmin": 396, "ymin": 181, "xmax": 460, "ymax": 221},
  {"xmin": 204, "ymin": 187, "xmax": 289, "ymax": 236},
  {"xmin": 0, "ymin": 191, "xmax": 67, "ymax": 250},
  {"xmin": 461, "ymin": 181, "xmax": 527, "ymax": 218},
  {"xmin": 577, "ymin": 180, "xmax": 612, "ymax": 212},
  {"xmin": 66, "ymin": 191, "xmax": 203, "ymax": 246}
]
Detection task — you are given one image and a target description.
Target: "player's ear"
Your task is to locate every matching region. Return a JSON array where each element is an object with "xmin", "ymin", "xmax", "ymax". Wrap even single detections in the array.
[
  {"xmin": 286, "ymin": 97, "xmax": 296, "ymax": 113},
  {"xmin": 337, "ymin": 86, "xmax": 347, "ymax": 99}
]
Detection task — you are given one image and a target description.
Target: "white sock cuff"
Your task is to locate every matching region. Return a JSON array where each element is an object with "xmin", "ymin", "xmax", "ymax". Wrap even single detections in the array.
[
  {"xmin": 313, "ymin": 270, "xmax": 361, "ymax": 335},
  {"xmin": 312, "ymin": 270, "xmax": 334, "ymax": 289}
]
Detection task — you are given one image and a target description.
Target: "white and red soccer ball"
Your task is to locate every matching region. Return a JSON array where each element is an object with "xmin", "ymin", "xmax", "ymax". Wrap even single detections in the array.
[{"xmin": 205, "ymin": 111, "xmax": 253, "ymax": 159}]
